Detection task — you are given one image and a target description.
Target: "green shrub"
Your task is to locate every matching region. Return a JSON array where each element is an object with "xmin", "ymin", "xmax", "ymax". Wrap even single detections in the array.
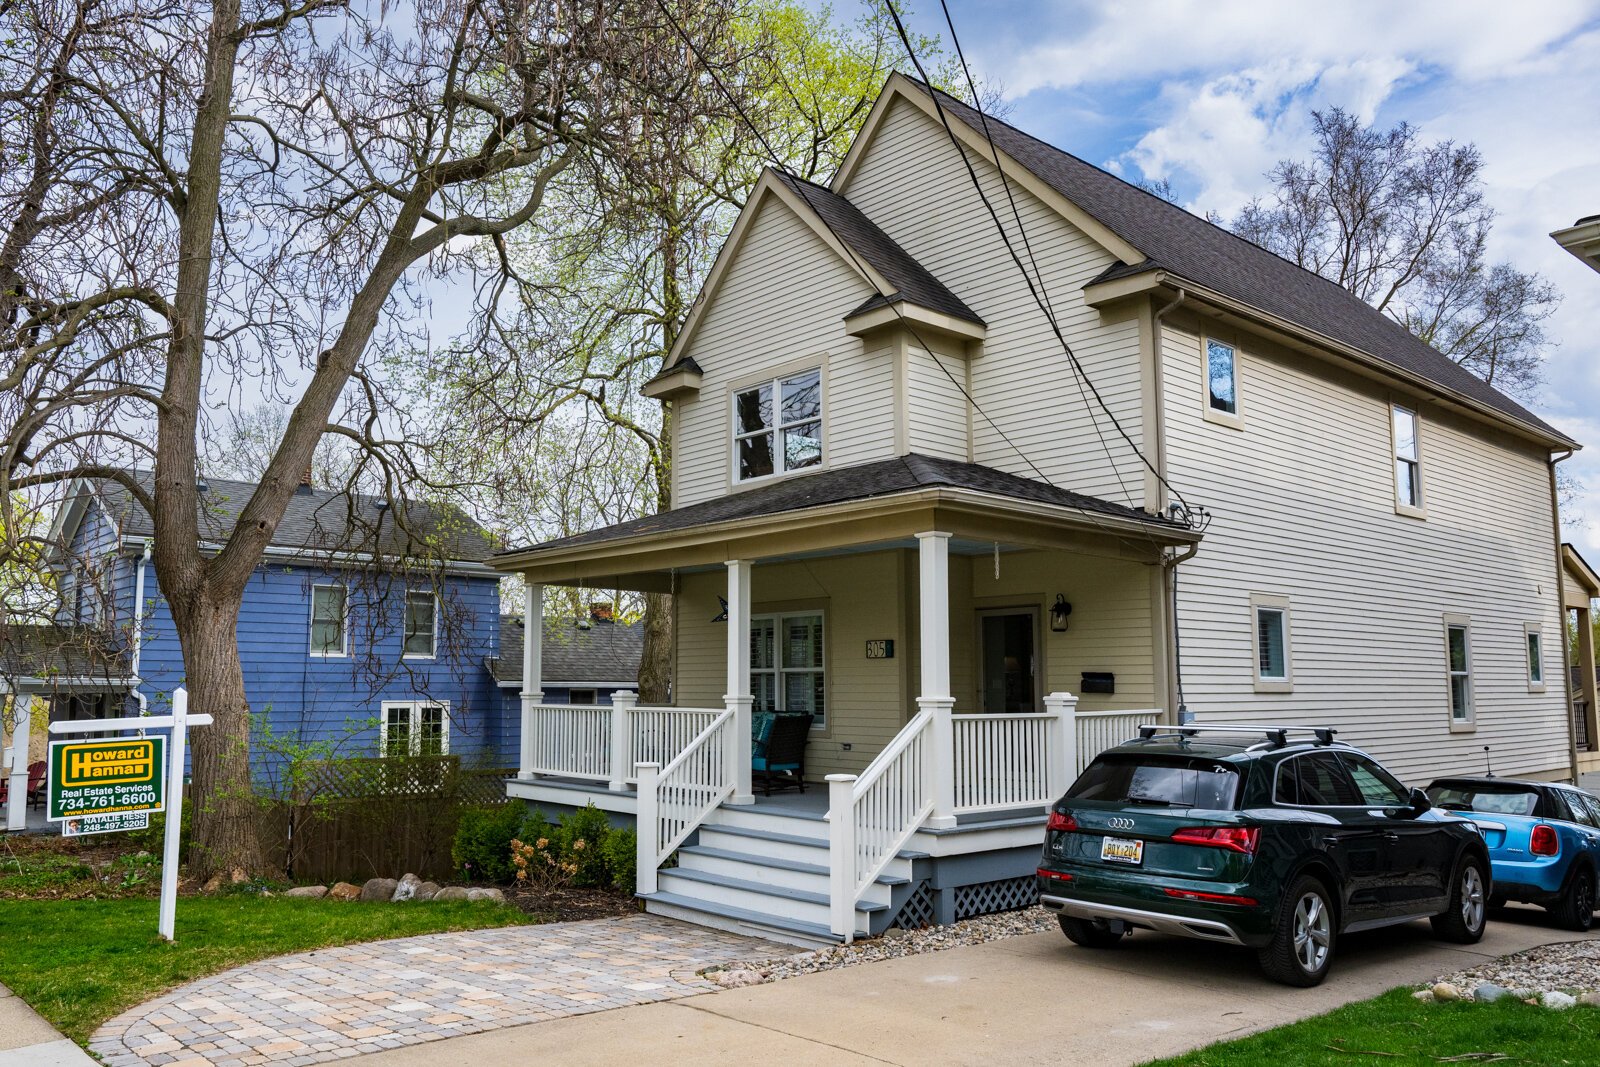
[
  {"xmin": 503, "ymin": 805, "xmax": 638, "ymax": 893},
  {"xmin": 603, "ymin": 827, "xmax": 637, "ymax": 893},
  {"xmin": 517, "ymin": 809, "xmax": 557, "ymax": 850},
  {"xmin": 452, "ymin": 805, "xmax": 524, "ymax": 882},
  {"xmin": 556, "ymin": 805, "xmax": 615, "ymax": 888}
]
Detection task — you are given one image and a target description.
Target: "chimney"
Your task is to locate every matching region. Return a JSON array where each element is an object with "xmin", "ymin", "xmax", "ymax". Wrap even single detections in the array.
[
  {"xmin": 296, "ymin": 465, "xmax": 313, "ymax": 494},
  {"xmin": 589, "ymin": 601, "xmax": 614, "ymax": 623}
]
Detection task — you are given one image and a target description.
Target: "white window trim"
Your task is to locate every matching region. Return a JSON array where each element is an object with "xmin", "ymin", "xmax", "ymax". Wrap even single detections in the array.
[
  {"xmin": 1525, "ymin": 622, "xmax": 1546, "ymax": 693},
  {"xmin": 567, "ymin": 689, "xmax": 598, "ymax": 706},
  {"xmin": 309, "ymin": 584, "xmax": 349, "ymax": 658},
  {"xmin": 1201, "ymin": 333, "xmax": 1244, "ymax": 430},
  {"xmin": 730, "ymin": 365, "xmax": 825, "ymax": 486},
  {"xmin": 379, "ymin": 699, "xmax": 451, "ymax": 756},
  {"xmin": 1391, "ymin": 402, "xmax": 1427, "ymax": 519},
  {"xmin": 1444, "ymin": 614, "xmax": 1474, "ymax": 732},
  {"xmin": 1249, "ymin": 594, "xmax": 1292, "ymax": 693},
  {"xmin": 402, "ymin": 589, "xmax": 438, "ymax": 660},
  {"xmin": 751, "ymin": 609, "xmax": 827, "ymax": 731}
]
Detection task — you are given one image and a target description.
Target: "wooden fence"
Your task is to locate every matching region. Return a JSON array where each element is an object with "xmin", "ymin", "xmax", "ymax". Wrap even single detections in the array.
[{"xmin": 258, "ymin": 756, "xmax": 515, "ymax": 883}]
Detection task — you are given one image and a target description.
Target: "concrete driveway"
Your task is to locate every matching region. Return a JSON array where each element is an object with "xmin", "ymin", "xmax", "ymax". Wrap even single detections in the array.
[{"xmin": 347, "ymin": 905, "xmax": 1597, "ymax": 1066}]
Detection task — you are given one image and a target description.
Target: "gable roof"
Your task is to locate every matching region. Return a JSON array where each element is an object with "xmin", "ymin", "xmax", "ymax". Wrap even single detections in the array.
[
  {"xmin": 494, "ymin": 453, "xmax": 1180, "ymax": 561},
  {"xmin": 493, "ymin": 614, "xmax": 643, "ymax": 686},
  {"xmin": 79, "ymin": 471, "xmax": 497, "ymax": 564},
  {"xmin": 771, "ymin": 171, "xmax": 981, "ymax": 325},
  {"xmin": 867, "ymin": 76, "xmax": 1567, "ymax": 446}
]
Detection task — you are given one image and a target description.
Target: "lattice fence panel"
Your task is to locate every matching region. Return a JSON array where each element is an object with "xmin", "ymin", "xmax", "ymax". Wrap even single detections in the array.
[
  {"xmin": 890, "ymin": 881, "xmax": 936, "ymax": 930},
  {"xmin": 953, "ymin": 876, "xmax": 1038, "ymax": 920}
]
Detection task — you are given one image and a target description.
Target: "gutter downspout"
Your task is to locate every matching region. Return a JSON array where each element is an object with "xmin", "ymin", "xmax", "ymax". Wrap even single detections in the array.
[
  {"xmin": 1153, "ymin": 288, "xmax": 1192, "ymax": 724},
  {"xmin": 130, "ymin": 539, "xmax": 151, "ymax": 717},
  {"xmin": 1550, "ymin": 450, "xmax": 1580, "ymax": 782}
]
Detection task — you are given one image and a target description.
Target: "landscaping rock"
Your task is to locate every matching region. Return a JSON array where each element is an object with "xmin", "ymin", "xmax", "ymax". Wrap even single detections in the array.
[
  {"xmin": 1431, "ymin": 982, "xmax": 1462, "ymax": 1002},
  {"xmin": 414, "ymin": 881, "xmax": 441, "ymax": 901},
  {"xmin": 1411, "ymin": 989, "xmax": 1435, "ymax": 1003},
  {"xmin": 1580, "ymin": 991, "xmax": 1600, "ymax": 1008},
  {"xmin": 202, "ymin": 872, "xmax": 225, "ymax": 893},
  {"xmin": 361, "ymin": 877, "xmax": 399, "ymax": 902},
  {"xmin": 1473, "ymin": 981, "xmax": 1510, "ymax": 1003},
  {"xmin": 881, "ymin": 927, "xmax": 912, "ymax": 941},
  {"xmin": 432, "ymin": 886, "xmax": 470, "ymax": 902},
  {"xmin": 466, "ymin": 887, "xmax": 505, "ymax": 903},
  {"xmin": 708, "ymin": 968, "xmax": 766, "ymax": 988},
  {"xmin": 1542, "ymin": 991, "xmax": 1576, "ymax": 1010},
  {"xmin": 392, "ymin": 874, "xmax": 423, "ymax": 902},
  {"xmin": 284, "ymin": 885, "xmax": 328, "ymax": 899},
  {"xmin": 329, "ymin": 881, "xmax": 362, "ymax": 902}
]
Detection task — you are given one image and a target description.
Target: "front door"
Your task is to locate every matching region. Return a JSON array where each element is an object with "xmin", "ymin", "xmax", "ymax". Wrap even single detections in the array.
[{"xmin": 979, "ymin": 609, "xmax": 1039, "ymax": 713}]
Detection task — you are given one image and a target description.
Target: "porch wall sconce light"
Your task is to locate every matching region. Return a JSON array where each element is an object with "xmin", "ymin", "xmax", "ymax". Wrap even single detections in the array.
[{"xmin": 1050, "ymin": 594, "xmax": 1073, "ymax": 632}]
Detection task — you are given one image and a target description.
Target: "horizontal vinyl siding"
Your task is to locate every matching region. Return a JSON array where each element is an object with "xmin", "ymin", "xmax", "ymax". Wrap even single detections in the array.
[
  {"xmin": 840, "ymin": 98, "xmax": 1146, "ymax": 507},
  {"xmin": 1162, "ymin": 314, "xmax": 1568, "ymax": 781},
  {"xmin": 673, "ymin": 195, "xmax": 894, "ymax": 508},
  {"xmin": 906, "ymin": 343, "xmax": 969, "ymax": 461}
]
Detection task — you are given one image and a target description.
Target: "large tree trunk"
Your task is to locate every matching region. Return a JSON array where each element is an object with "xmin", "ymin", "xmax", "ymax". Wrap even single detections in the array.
[{"xmin": 172, "ymin": 591, "xmax": 263, "ymax": 876}]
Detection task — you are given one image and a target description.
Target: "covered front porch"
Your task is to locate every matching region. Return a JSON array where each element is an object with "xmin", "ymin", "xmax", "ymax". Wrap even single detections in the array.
[{"xmin": 493, "ymin": 455, "xmax": 1198, "ymax": 941}]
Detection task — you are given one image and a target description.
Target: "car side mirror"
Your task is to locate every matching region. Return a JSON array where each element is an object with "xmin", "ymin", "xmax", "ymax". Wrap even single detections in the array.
[{"xmin": 1407, "ymin": 788, "xmax": 1433, "ymax": 816}]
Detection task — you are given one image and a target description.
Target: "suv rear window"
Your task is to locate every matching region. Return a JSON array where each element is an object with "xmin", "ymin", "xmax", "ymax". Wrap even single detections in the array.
[
  {"xmin": 1068, "ymin": 754, "xmax": 1241, "ymax": 809},
  {"xmin": 1427, "ymin": 782, "xmax": 1539, "ymax": 817}
]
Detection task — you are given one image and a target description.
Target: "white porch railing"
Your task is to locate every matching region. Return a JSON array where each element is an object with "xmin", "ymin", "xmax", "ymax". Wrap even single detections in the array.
[
  {"xmin": 827, "ymin": 709, "xmax": 935, "ymax": 940},
  {"xmin": 951, "ymin": 712, "xmax": 1056, "ymax": 813},
  {"xmin": 630, "ymin": 707, "xmax": 722, "ymax": 776},
  {"xmin": 520, "ymin": 704, "xmax": 613, "ymax": 781},
  {"xmin": 635, "ymin": 708, "xmax": 737, "ymax": 894},
  {"xmin": 1075, "ymin": 708, "xmax": 1164, "ymax": 774}
]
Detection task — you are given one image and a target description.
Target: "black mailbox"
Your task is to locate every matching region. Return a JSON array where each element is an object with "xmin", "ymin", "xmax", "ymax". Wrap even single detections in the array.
[{"xmin": 1081, "ymin": 672, "xmax": 1115, "ymax": 694}]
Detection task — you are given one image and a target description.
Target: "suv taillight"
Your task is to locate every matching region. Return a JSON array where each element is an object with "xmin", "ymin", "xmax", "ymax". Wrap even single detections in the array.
[
  {"xmin": 1171, "ymin": 826, "xmax": 1260, "ymax": 854},
  {"xmin": 1531, "ymin": 823, "xmax": 1559, "ymax": 856},
  {"xmin": 1047, "ymin": 810, "xmax": 1078, "ymax": 833}
]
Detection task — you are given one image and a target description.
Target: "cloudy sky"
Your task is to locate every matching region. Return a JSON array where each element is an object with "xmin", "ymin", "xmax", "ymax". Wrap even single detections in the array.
[{"xmin": 870, "ymin": 0, "xmax": 1600, "ymax": 553}]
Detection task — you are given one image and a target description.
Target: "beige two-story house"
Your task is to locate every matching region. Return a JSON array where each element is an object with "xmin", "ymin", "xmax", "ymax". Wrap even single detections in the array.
[{"xmin": 490, "ymin": 75, "xmax": 1579, "ymax": 945}]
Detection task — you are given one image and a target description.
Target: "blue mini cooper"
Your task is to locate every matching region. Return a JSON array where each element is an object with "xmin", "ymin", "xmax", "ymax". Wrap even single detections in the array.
[{"xmin": 1426, "ymin": 776, "xmax": 1600, "ymax": 931}]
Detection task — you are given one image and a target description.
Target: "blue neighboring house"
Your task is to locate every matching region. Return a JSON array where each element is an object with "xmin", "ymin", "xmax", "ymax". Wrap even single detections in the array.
[
  {"xmin": 35, "ymin": 471, "xmax": 511, "ymax": 775},
  {"xmin": 491, "ymin": 606, "xmax": 644, "ymax": 740}
]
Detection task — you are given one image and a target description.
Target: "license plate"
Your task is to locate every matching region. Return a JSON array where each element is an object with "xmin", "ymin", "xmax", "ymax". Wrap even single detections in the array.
[{"xmin": 1101, "ymin": 836, "xmax": 1144, "ymax": 865}]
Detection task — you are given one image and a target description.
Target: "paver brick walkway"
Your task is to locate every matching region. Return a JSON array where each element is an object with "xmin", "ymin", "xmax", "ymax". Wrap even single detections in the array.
[{"xmin": 89, "ymin": 915, "xmax": 779, "ymax": 1067}]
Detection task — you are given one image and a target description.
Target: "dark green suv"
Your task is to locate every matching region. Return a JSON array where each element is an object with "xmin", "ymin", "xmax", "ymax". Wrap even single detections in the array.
[{"xmin": 1036, "ymin": 725, "xmax": 1490, "ymax": 985}]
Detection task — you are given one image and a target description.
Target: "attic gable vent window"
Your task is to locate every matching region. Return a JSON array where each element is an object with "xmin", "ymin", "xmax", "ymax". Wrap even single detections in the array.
[{"xmin": 734, "ymin": 368, "xmax": 822, "ymax": 482}]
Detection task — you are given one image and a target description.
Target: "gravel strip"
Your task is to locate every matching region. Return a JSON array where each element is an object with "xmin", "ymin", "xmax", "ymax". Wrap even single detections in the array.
[
  {"xmin": 1434, "ymin": 939, "xmax": 1600, "ymax": 997},
  {"xmin": 700, "ymin": 907, "xmax": 1058, "ymax": 985}
]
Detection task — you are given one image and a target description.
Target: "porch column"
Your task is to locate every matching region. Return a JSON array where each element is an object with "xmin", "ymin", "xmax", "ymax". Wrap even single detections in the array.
[
  {"xmin": 725, "ymin": 559, "xmax": 754, "ymax": 805},
  {"xmin": 917, "ymin": 531, "xmax": 957, "ymax": 829},
  {"xmin": 518, "ymin": 582, "xmax": 544, "ymax": 778},
  {"xmin": 1043, "ymin": 692, "xmax": 1079, "ymax": 801},
  {"xmin": 4, "ymin": 690, "xmax": 28, "ymax": 833},
  {"xmin": 1580, "ymin": 605, "xmax": 1599, "ymax": 754},
  {"xmin": 608, "ymin": 690, "xmax": 637, "ymax": 791}
]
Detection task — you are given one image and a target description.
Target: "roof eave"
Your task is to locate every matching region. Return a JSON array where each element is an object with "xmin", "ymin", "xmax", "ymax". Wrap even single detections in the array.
[
  {"xmin": 844, "ymin": 301, "xmax": 986, "ymax": 342},
  {"xmin": 1552, "ymin": 218, "xmax": 1600, "ymax": 275}
]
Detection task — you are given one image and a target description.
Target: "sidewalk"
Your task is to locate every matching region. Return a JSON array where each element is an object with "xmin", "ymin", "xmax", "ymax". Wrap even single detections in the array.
[
  {"xmin": 0, "ymin": 981, "xmax": 95, "ymax": 1067},
  {"xmin": 345, "ymin": 907, "xmax": 1599, "ymax": 1066}
]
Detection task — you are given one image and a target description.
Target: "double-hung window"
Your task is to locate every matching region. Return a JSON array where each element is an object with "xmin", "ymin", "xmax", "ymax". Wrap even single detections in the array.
[
  {"xmin": 750, "ymin": 611, "xmax": 825, "ymax": 729},
  {"xmin": 1205, "ymin": 337, "xmax": 1239, "ymax": 421},
  {"xmin": 1393, "ymin": 404, "xmax": 1424, "ymax": 513},
  {"xmin": 1251, "ymin": 595, "xmax": 1291, "ymax": 692},
  {"xmin": 1444, "ymin": 617, "xmax": 1473, "ymax": 728},
  {"xmin": 403, "ymin": 590, "xmax": 437, "ymax": 658},
  {"xmin": 381, "ymin": 700, "xmax": 449, "ymax": 756},
  {"xmin": 310, "ymin": 585, "xmax": 348, "ymax": 657},
  {"xmin": 733, "ymin": 368, "xmax": 822, "ymax": 482}
]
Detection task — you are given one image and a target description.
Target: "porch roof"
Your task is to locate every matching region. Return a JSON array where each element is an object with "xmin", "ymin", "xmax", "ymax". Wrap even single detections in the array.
[
  {"xmin": 492, "ymin": 454, "xmax": 1196, "ymax": 586},
  {"xmin": 0, "ymin": 624, "xmax": 131, "ymax": 693}
]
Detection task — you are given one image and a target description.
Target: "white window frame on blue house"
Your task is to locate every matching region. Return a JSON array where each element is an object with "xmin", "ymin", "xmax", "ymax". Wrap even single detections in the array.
[
  {"xmin": 380, "ymin": 699, "xmax": 450, "ymax": 757},
  {"xmin": 403, "ymin": 589, "xmax": 437, "ymax": 659},
  {"xmin": 309, "ymin": 584, "xmax": 348, "ymax": 657}
]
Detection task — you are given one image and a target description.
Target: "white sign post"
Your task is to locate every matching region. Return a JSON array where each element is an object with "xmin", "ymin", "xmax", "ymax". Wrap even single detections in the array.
[{"xmin": 49, "ymin": 686, "xmax": 211, "ymax": 941}]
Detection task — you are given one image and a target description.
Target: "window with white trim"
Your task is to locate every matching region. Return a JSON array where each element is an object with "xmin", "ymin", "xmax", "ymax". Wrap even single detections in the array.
[
  {"xmin": 1445, "ymin": 619, "xmax": 1473, "ymax": 726},
  {"xmin": 1206, "ymin": 338, "xmax": 1238, "ymax": 416},
  {"xmin": 733, "ymin": 368, "xmax": 822, "ymax": 481},
  {"xmin": 1526, "ymin": 624, "xmax": 1545, "ymax": 690},
  {"xmin": 310, "ymin": 585, "xmax": 348, "ymax": 657},
  {"xmin": 1393, "ymin": 404, "xmax": 1423, "ymax": 511},
  {"xmin": 403, "ymin": 589, "xmax": 437, "ymax": 658},
  {"xmin": 1250, "ymin": 595, "xmax": 1292, "ymax": 692},
  {"xmin": 380, "ymin": 700, "xmax": 449, "ymax": 757},
  {"xmin": 568, "ymin": 689, "xmax": 597, "ymax": 705},
  {"xmin": 751, "ymin": 611, "xmax": 825, "ymax": 728}
]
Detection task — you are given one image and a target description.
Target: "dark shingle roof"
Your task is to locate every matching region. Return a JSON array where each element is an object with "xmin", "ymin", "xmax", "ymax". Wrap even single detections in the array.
[
  {"xmin": 91, "ymin": 471, "xmax": 496, "ymax": 563},
  {"xmin": 903, "ymin": 80, "xmax": 1567, "ymax": 443},
  {"xmin": 493, "ymin": 615, "xmax": 643, "ymax": 686},
  {"xmin": 0, "ymin": 624, "xmax": 129, "ymax": 684},
  {"xmin": 772, "ymin": 171, "xmax": 982, "ymax": 325},
  {"xmin": 495, "ymin": 453, "xmax": 1178, "ymax": 559}
]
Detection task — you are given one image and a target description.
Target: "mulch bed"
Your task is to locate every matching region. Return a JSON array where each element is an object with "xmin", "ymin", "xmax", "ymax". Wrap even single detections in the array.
[{"xmin": 500, "ymin": 881, "xmax": 640, "ymax": 922}]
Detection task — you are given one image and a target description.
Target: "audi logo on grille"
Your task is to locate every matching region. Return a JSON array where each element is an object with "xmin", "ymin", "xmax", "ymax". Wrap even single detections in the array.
[{"xmin": 1107, "ymin": 817, "xmax": 1135, "ymax": 830}]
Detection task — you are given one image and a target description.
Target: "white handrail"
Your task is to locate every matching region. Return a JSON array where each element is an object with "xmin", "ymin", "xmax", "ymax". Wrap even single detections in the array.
[
  {"xmin": 828, "ymin": 709, "xmax": 935, "ymax": 940},
  {"xmin": 635, "ymin": 708, "xmax": 735, "ymax": 894},
  {"xmin": 629, "ymin": 706, "xmax": 722, "ymax": 779}
]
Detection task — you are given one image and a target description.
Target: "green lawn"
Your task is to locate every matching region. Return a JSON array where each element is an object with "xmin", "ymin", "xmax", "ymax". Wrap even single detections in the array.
[
  {"xmin": 1145, "ymin": 987, "xmax": 1600, "ymax": 1066},
  {"xmin": 0, "ymin": 895, "xmax": 530, "ymax": 1043}
]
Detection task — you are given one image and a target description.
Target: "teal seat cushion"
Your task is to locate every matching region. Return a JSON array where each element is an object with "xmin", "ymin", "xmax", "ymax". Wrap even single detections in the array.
[
  {"xmin": 752, "ymin": 757, "xmax": 800, "ymax": 772},
  {"xmin": 751, "ymin": 712, "xmax": 776, "ymax": 757}
]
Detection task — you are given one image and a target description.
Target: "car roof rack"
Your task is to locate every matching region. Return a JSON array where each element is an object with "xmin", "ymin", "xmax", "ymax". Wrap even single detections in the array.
[{"xmin": 1136, "ymin": 723, "xmax": 1342, "ymax": 749}]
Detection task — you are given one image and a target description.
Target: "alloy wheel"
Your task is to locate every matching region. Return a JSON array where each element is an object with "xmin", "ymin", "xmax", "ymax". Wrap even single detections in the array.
[
  {"xmin": 1460, "ymin": 865, "xmax": 1486, "ymax": 932},
  {"xmin": 1293, "ymin": 891, "xmax": 1331, "ymax": 973}
]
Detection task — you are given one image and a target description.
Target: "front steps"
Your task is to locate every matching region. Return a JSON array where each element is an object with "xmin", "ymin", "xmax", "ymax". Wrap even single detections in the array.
[{"xmin": 638, "ymin": 802, "xmax": 915, "ymax": 948}]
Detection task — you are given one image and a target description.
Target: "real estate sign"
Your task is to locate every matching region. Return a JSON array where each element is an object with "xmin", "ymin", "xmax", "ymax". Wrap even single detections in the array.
[
  {"xmin": 47, "ymin": 737, "xmax": 166, "ymax": 821},
  {"xmin": 62, "ymin": 811, "xmax": 151, "ymax": 836}
]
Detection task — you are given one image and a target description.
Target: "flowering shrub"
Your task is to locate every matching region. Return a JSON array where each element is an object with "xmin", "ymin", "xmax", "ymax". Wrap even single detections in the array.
[{"xmin": 508, "ymin": 804, "xmax": 639, "ymax": 892}]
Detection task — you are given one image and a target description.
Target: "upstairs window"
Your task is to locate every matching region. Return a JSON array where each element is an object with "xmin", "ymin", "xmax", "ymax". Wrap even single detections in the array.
[
  {"xmin": 1393, "ymin": 404, "xmax": 1423, "ymax": 512},
  {"xmin": 403, "ymin": 590, "xmax": 437, "ymax": 658},
  {"xmin": 734, "ymin": 368, "xmax": 822, "ymax": 481},
  {"xmin": 310, "ymin": 585, "xmax": 347, "ymax": 657},
  {"xmin": 1526, "ymin": 624, "xmax": 1545, "ymax": 690},
  {"xmin": 1205, "ymin": 338, "xmax": 1238, "ymax": 416}
]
